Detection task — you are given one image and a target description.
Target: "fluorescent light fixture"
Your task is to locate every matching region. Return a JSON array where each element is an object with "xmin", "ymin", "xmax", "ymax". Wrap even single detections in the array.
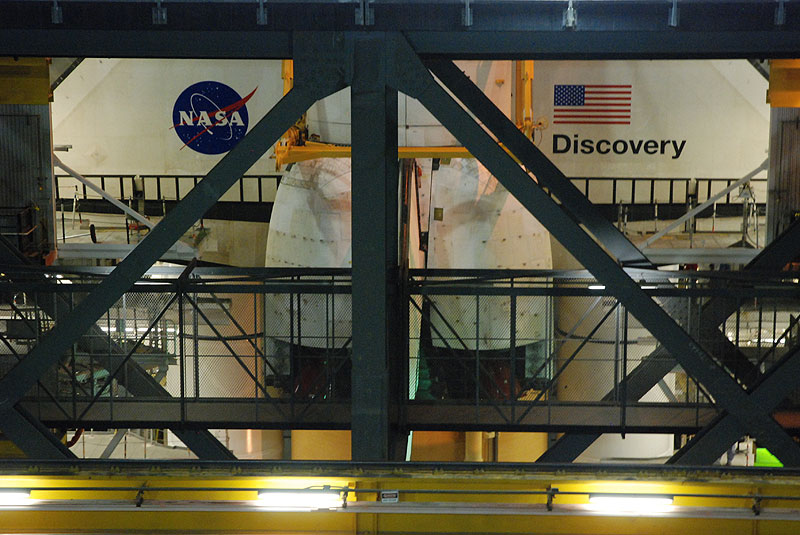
[
  {"xmin": 0, "ymin": 490, "xmax": 31, "ymax": 506},
  {"xmin": 641, "ymin": 285, "xmax": 657, "ymax": 290},
  {"xmin": 588, "ymin": 285, "xmax": 606, "ymax": 290},
  {"xmin": 256, "ymin": 489, "xmax": 343, "ymax": 510},
  {"xmin": 588, "ymin": 493, "xmax": 673, "ymax": 513}
]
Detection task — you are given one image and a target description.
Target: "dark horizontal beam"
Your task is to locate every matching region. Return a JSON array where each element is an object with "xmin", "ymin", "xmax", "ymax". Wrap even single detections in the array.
[
  {"xmin": 5, "ymin": 29, "xmax": 800, "ymax": 60},
  {"xmin": 23, "ymin": 400, "xmax": 353, "ymax": 429},
  {"xmin": 23, "ymin": 399, "xmax": 719, "ymax": 434},
  {"xmin": 1, "ymin": 1, "xmax": 799, "ymax": 59},
  {"xmin": 3, "ymin": 457, "xmax": 796, "ymax": 479}
]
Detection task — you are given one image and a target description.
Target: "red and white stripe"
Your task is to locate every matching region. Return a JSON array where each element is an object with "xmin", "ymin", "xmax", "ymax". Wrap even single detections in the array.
[{"xmin": 554, "ymin": 84, "xmax": 632, "ymax": 125}]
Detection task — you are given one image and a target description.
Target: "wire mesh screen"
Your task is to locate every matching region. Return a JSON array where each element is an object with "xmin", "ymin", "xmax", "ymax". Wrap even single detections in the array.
[
  {"xmin": 2, "ymin": 269, "xmax": 352, "ymax": 428},
  {"xmin": 407, "ymin": 270, "xmax": 800, "ymax": 431},
  {"xmin": 4, "ymin": 267, "xmax": 800, "ymax": 434}
]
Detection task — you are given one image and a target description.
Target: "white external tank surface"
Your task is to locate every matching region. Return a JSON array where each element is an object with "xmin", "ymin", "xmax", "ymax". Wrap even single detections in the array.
[
  {"xmin": 264, "ymin": 61, "xmax": 553, "ymax": 406},
  {"xmin": 51, "ymin": 57, "xmax": 770, "ymax": 462}
]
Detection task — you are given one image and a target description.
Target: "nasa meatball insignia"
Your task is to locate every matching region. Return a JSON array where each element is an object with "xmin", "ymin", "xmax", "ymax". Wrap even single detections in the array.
[
  {"xmin": 553, "ymin": 134, "xmax": 687, "ymax": 159},
  {"xmin": 172, "ymin": 81, "xmax": 258, "ymax": 155}
]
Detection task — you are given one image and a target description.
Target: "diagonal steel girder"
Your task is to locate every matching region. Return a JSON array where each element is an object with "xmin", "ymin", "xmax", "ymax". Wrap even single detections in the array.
[
  {"xmin": 0, "ymin": 49, "xmax": 344, "ymax": 457},
  {"xmin": 423, "ymin": 59, "xmax": 762, "ymax": 463},
  {"xmin": 669, "ymin": 340, "xmax": 800, "ymax": 465},
  {"xmin": 384, "ymin": 33, "xmax": 800, "ymax": 466},
  {"xmin": 425, "ymin": 58, "xmax": 757, "ymax": 381},
  {"xmin": 425, "ymin": 59, "xmax": 651, "ymax": 269},
  {"xmin": 427, "ymin": 57, "xmax": 794, "ymax": 464},
  {"xmin": 2, "ymin": 403, "xmax": 75, "ymax": 458},
  {"xmin": 538, "ymin": 219, "xmax": 800, "ymax": 463},
  {"xmin": 0, "ymin": 235, "xmax": 231, "ymax": 459}
]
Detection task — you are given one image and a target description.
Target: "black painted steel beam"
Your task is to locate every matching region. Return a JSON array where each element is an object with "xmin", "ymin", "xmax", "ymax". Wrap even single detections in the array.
[
  {"xmin": 350, "ymin": 33, "xmax": 400, "ymax": 461},
  {"xmin": 21, "ymin": 399, "xmax": 718, "ymax": 433},
  {"xmin": 539, "ymin": 218, "xmax": 800, "ymax": 463},
  {"xmin": 1, "ymin": 405, "xmax": 75, "ymax": 459},
  {"xmin": 385, "ymin": 33, "xmax": 800, "ymax": 466},
  {"xmin": 0, "ymin": 42, "xmax": 344, "ymax": 456},
  {"xmin": 669, "ymin": 342, "xmax": 800, "ymax": 465},
  {"xmin": 0, "ymin": 235, "xmax": 233, "ymax": 460},
  {"xmin": 1, "ymin": 2, "xmax": 800, "ymax": 59},
  {"xmin": 425, "ymin": 59, "xmax": 650, "ymax": 267}
]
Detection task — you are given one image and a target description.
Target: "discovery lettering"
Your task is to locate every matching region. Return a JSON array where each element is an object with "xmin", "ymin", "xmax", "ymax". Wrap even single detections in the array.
[{"xmin": 553, "ymin": 134, "xmax": 687, "ymax": 159}]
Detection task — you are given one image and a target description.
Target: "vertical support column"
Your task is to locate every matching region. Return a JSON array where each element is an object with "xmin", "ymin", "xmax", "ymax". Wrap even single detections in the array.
[{"xmin": 351, "ymin": 33, "xmax": 399, "ymax": 461}]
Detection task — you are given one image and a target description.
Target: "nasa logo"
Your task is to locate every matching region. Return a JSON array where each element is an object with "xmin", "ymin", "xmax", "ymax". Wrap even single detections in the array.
[{"xmin": 171, "ymin": 81, "xmax": 257, "ymax": 155}]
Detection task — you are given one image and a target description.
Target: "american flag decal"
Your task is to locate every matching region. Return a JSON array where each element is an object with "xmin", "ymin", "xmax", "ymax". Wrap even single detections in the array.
[{"xmin": 553, "ymin": 84, "xmax": 632, "ymax": 125}]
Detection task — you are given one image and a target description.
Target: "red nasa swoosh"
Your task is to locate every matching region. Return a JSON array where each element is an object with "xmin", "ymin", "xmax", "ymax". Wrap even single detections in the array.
[{"xmin": 172, "ymin": 87, "xmax": 258, "ymax": 150}]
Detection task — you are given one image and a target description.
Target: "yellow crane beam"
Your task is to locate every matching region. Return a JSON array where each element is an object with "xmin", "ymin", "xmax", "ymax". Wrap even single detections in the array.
[{"xmin": 1, "ymin": 465, "xmax": 800, "ymax": 534}]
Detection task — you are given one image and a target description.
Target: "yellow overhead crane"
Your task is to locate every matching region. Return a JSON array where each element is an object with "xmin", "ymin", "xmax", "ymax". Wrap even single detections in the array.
[
  {"xmin": 1, "ymin": 463, "xmax": 800, "ymax": 534},
  {"xmin": 0, "ymin": 57, "xmax": 50, "ymax": 105},
  {"xmin": 274, "ymin": 60, "xmax": 544, "ymax": 169},
  {"xmin": 768, "ymin": 60, "xmax": 800, "ymax": 107}
]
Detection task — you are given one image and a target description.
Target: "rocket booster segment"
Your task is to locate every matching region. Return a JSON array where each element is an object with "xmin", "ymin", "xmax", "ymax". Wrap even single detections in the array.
[{"xmin": 553, "ymin": 134, "xmax": 687, "ymax": 159}]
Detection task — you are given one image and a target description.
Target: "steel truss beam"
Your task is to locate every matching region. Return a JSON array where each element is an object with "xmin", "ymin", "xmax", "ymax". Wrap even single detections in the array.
[
  {"xmin": 382, "ymin": 33, "xmax": 800, "ymax": 466},
  {"xmin": 421, "ymin": 60, "xmax": 759, "ymax": 388},
  {"xmin": 539, "ymin": 219, "xmax": 800, "ymax": 463},
  {"xmin": 669, "ymin": 342, "xmax": 800, "ymax": 465},
  {"xmin": 427, "ymin": 59, "xmax": 800, "ymax": 465},
  {"xmin": 425, "ymin": 56, "xmax": 758, "ymax": 463},
  {"xmin": 424, "ymin": 59, "xmax": 650, "ymax": 268},
  {"xmin": 21, "ymin": 399, "xmax": 717, "ymax": 433},
  {"xmin": 2, "ymin": 1, "xmax": 800, "ymax": 59},
  {"xmin": 0, "ymin": 36, "xmax": 346, "ymax": 458},
  {"xmin": 0, "ymin": 235, "xmax": 231, "ymax": 459}
]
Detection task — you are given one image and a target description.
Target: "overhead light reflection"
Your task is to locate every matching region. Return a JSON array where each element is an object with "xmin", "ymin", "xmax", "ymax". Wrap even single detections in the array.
[
  {"xmin": 256, "ymin": 489, "xmax": 344, "ymax": 510},
  {"xmin": 0, "ymin": 490, "xmax": 32, "ymax": 506},
  {"xmin": 588, "ymin": 493, "xmax": 673, "ymax": 514}
]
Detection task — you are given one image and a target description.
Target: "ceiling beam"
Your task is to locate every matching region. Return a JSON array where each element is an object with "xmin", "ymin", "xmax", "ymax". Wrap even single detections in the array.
[{"xmin": 0, "ymin": 1, "xmax": 799, "ymax": 59}]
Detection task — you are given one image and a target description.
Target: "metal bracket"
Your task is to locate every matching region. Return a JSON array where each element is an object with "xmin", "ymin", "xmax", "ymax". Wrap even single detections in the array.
[
  {"xmin": 776, "ymin": 1, "xmax": 786, "ymax": 26},
  {"xmin": 152, "ymin": 1, "xmax": 167, "ymax": 25},
  {"xmin": 135, "ymin": 488, "xmax": 145, "ymax": 508},
  {"xmin": 562, "ymin": 0, "xmax": 577, "ymax": 29},
  {"xmin": 257, "ymin": 0, "xmax": 267, "ymax": 25},
  {"xmin": 355, "ymin": 0, "xmax": 374, "ymax": 26},
  {"xmin": 51, "ymin": 0, "xmax": 62, "ymax": 24},
  {"xmin": 462, "ymin": 0, "xmax": 473, "ymax": 27},
  {"xmin": 546, "ymin": 487, "xmax": 558, "ymax": 511},
  {"xmin": 752, "ymin": 495, "xmax": 762, "ymax": 516},
  {"xmin": 668, "ymin": 0, "xmax": 679, "ymax": 28}
]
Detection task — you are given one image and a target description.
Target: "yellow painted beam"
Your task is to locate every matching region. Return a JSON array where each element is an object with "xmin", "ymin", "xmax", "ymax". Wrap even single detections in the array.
[
  {"xmin": 1, "ymin": 469, "xmax": 800, "ymax": 534},
  {"xmin": 0, "ymin": 510, "xmax": 354, "ymax": 534},
  {"xmin": 275, "ymin": 143, "xmax": 477, "ymax": 166},
  {"xmin": 768, "ymin": 59, "xmax": 800, "ymax": 107},
  {"xmin": 515, "ymin": 60, "xmax": 535, "ymax": 139},
  {"xmin": 274, "ymin": 143, "xmax": 526, "ymax": 169},
  {"xmin": 0, "ymin": 57, "xmax": 50, "ymax": 105}
]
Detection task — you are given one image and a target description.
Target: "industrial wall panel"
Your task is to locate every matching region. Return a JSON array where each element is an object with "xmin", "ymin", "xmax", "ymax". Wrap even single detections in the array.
[
  {"xmin": 0, "ymin": 104, "xmax": 54, "ymax": 257},
  {"xmin": 767, "ymin": 107, "xmax": 800, "ymax": 242}
]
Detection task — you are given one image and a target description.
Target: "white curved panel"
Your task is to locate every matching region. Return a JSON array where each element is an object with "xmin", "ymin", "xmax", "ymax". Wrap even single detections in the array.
[
  {"xmin": 307, "ymin": 61, "xmax": 513, "ymax": 146},
  {"xmin": 265, "ymin": 159, "xmax": 352, "ymax": 348},
  {"xmin": 426, "ymin": 159, "xmax": 552, "ymax": 350}
]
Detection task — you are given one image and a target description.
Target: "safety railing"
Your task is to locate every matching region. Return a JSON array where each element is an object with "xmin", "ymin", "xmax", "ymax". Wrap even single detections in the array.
[
  {"xmin": 54, "ymin": 174, "xmax": 281, "ymax": 223},
  {"xmin": 570, "ymin": 177, "xmax": 767, "ymax": 207},
  {"xmin": 407, "ymin": 268, "xmax": 800, "ymax": 431},
  {"xmin": 0, "ymin": 267, "xmax": 351, "ymax": 429},
  {"xmin": 1, "ymin": 266, "xmax": 799, "ymax": 433},
  {"xmin": 54, "ymin": 174, "xmax": 766, "ymax": 226}
]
